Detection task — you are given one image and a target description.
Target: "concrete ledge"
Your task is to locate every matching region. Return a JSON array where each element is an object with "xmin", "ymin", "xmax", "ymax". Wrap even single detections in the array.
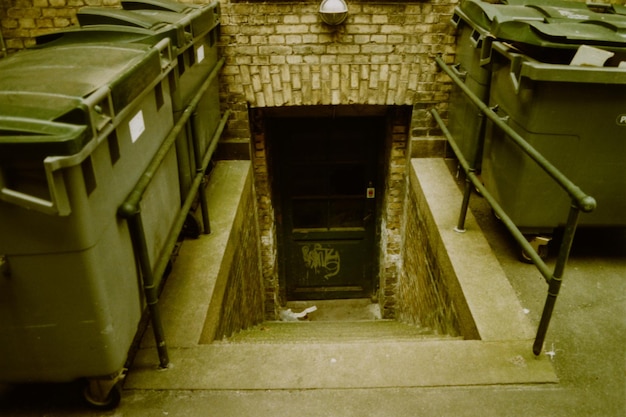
[
  {"xmin": 410, "ymin": 137, "xmax": 448, "ymax": 158},
  {"xmin": 140, "ymin": 161, "xmax": 252, "ymax": 348},
  {"xmin": 410, "ymin": 158, "xmax": 535, "ymax": 342}
]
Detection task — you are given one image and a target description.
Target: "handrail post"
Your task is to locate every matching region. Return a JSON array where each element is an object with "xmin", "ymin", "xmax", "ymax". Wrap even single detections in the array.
[
  {"xmin": 533, "ymin": 203, "xmax": 581, "ymax": 355},
  {"xmin": 455, "ymin": 174, "xmax": 472, "ymax": 233},
  {"xmin": 125, "ymin": 209, "xmax": 170, "ymax": 368},
  {"xmin": 454, "ymin": 110, "xmax": 486, "ymax": 233},
  {"xmin": 191, "ymin": 110, "xmax": 211, "ymax": 235}
]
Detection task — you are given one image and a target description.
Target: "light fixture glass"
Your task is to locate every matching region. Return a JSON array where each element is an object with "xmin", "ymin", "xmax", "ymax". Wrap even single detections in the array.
[{"xmin": 319, "ymin": 0, "xmax": 348, "ymax": 25}]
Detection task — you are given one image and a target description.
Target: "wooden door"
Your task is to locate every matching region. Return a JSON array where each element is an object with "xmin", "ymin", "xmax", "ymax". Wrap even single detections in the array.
[{"xmin": 271, "ymin": 116, "xmax": 384, "ymax": 300}]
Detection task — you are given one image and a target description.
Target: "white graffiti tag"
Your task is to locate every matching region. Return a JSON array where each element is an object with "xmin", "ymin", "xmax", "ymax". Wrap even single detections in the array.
[{"xmin": 302, "ymin": 244, "xmax": 341, "ymax": 279}]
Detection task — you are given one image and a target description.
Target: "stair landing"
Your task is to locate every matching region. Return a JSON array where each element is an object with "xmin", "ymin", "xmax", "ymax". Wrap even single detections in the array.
[{"xmin": 221, "ymin": 320, "xmax": 460, "ymax": 344}]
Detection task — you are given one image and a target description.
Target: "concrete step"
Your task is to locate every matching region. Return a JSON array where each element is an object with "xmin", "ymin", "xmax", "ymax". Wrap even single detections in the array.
[
  {"xmin": 126, "ymin": 339, "xmax": 558, "ymax": 391},
  {"xmin": 219, "ymin": 320, "xmax": 461, "ymax": 344}
]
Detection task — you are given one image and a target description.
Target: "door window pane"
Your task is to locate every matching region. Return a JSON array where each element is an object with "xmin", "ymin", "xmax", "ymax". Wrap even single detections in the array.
[
  {"xmin": 328, "ymin": 134, "xmax": 366, "ymax": 162},
  {"xmin": 329, "ymin": 199, "xmax": 364, "ymax": 228},
  {"xmin": 292, "ymin": 200, "xmax": 327, "ymax": 229},
  {"xmin": 329, "ymin": 165, "xmax": 364, "ymax": 196},
  {"xmin": 289, "ymin": 165, "xmax": 328, "ymax": 196}
]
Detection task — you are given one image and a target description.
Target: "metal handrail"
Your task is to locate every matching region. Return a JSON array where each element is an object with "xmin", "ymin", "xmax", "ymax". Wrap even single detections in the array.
[
  {"xmin": 433, "ymin": 54, "xmax": 596, "ymax": 356},
  {"xmin": 118, "ymin": 57, "xmax": 227, "ymax": 368}
]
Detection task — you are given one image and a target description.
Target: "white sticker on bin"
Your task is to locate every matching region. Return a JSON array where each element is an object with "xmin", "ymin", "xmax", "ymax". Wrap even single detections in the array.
[
  {"xmin": 197, "ymin": 45, "xmax": 205, "ymax": 64},
  {"xmin": 129, "ymin": 110, "xmax": 145, "ymax": 143}
]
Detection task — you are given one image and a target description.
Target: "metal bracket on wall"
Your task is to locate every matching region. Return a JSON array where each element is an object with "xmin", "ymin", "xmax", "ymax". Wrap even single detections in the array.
[{"xmin": 0, "ymin": 28, "xmax": 7, "ymax": 58}]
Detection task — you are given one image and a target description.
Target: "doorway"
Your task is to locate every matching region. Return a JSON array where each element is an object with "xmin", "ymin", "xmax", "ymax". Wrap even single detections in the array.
[{"xmin": 268, "ymin": 111, "xmax": 386, "ymax": 300}]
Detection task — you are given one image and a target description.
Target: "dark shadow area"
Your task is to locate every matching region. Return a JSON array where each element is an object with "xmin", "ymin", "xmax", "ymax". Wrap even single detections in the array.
[{"xmin": 0, "ymin": 381, "xmax": 93, "ymax": 414}]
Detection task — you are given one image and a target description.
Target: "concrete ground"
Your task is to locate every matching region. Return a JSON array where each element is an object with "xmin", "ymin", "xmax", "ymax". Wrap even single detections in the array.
[{"xmin": 1, "ymin": 159, "xmax": 624, "ymax": 417}]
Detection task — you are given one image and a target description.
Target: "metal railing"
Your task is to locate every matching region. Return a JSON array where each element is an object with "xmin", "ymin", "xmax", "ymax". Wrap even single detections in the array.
[
  {"xmin": 118, "ymin": 58, "xmax": 229, "ymax": 368},
  {"xmin": 433, "ymin": 54, "xmax": 596, "ymax": 355}
]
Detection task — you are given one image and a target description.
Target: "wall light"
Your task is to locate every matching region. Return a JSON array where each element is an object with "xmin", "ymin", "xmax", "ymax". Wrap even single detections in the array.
[{"xmin": 319, "ymin": 0, "xmax": 348, "ymax": 25}]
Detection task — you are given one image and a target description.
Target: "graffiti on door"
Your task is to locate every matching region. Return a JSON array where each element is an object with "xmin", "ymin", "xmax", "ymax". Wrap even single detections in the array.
[{"xmin": 302, "ymin": 244, "xmax": 341, "ymax": 279}]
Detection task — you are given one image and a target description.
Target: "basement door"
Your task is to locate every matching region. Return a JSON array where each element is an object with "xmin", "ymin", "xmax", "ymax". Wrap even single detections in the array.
[{"xmin": 271, "ymin": 116, "xmax": 384, "ymax": 300}]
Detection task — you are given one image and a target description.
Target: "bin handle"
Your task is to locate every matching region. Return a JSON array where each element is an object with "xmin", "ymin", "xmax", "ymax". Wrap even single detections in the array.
[
  {"xmin": 478, "ymin": 35, "xmax": 494, "ymax": 67},
  {"xmin": 450, "ymin": 63, "xmax": 467, "ymax": 81},
  {"xmin": 470, "ymin": 28, "xmax": 483, "ymax": 49},
  {"xmin": 0, "ymin": 188, "xmax": 55, "ymax": 211},
  {"xmin": 450, "ymin": 12, "xmax": 461, "ymax": 29},
  {"xmin": 0, "ymin": 167, "xmax": 70, "ymax": 216},
  {"xmin": 82, "ymin": 85, "xmax": 115, "ymax": 133},
  {"xmin": 0, "ymin": 154, "xmax": 72, "ymax": 216},
  {"xmin": 509, "ymin": 54, "xmax": 524, "ymax": 94},
  {"xmin": 17, "ymin": 131, "xmax": 112, "ymax": 216},
  {"xmin": 153, "ymin": 38, "xmax": 173, "ymax": 71}
]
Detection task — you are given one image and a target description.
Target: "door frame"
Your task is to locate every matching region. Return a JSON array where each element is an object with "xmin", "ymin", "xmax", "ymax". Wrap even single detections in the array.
[{"xmin": 265, "ymin": 106, "xmax": 390, "ymax": 301}]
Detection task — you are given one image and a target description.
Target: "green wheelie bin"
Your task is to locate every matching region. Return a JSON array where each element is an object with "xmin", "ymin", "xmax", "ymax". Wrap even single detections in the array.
[
  {"xmin": 0, "ymin": 41, "xmax": 178, "ymax": 408},
  {"xmin": 76, "ymin": 2, "xmax": 221, "ymax": 209},
  {"xmin": 482, "ymin": 41, "xmax": 626, "ymax": 236},
  {"xmin": 122, "ymin": 0, "xmax": 222, "ymax": 214},
  {"xmin": 448, "ymin": 0, "xmax": 626, "ymax": 169}
]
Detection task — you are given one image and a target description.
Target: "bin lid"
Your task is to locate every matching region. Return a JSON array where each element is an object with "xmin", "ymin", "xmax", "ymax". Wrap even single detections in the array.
[
  {"xmin": 491, "ymin": 19, "xmax": 626, "ymax": 50},
  {"xmin": 614, "ymin": 5, "xmax": 626, "ymax": 16},
  {"xmin": 121, "ymin": 0, "xmax": 220, "ymax": 36},
  {"xmin": 458, "ymin": 0, "xmax": 626, "ymax": 30},
  {"xmin": 122, "ymin": 0, "xmax": 211, "ymax": 14},
  {"xmin": 457, "ymin": 1, "xmax": 547, "ymax": 33},
  {"xmin": 0, "ymin": 111, "xmax": 91, "ymax": 158},
  {"xmin": 132, "ymin": 9, "xmax": 212, "ymax": 42},
  {"xmin": 77, "ymin": 7, "xmax": 191, "ymax": 49},
  {"xmin": 501, "ymin": 0, "xmax": 626, "ymax": 18},
  {"xmin": 123, "ymin": 0, "xmax": 190, "ymax": 13},
  {"xmin": 499, "ymin": 0, "xmax": 591, "ymax": 6},
  {"xmin": 0, "ymin": 44, "xmax": 162, "ymax": 109},
  {"xmin": 493, "ymin": 41, "xmax": 626, "ymax": 85},
  {"xmin": 0, "ymin": 43, "xmax": 163, "ymax": 155},
  {"xmin": 35, "ymin": 24, "xmax": 177, "ymax": 49},
  {"xmin": 526, "ymin": 4, "xmax": 626, "ymax": 22},
  {"xmin": 457, "ymin": 0, "xmax": 626, "ymax": 53}
]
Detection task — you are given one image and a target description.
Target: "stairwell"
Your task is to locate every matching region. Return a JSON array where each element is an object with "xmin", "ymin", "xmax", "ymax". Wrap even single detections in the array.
[{"xmin": 125, "ymin": 160, "xmax": 556, "ymax": 394}]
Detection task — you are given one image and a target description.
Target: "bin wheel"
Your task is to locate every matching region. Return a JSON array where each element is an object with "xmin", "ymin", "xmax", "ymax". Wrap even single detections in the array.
[
  {"xmin": 83, "ymin": 380, "xmax": 122, "ymax": 410},
  {"xmin": 181, "ymin": 212, "xmax": 201, "ymax": 239}
]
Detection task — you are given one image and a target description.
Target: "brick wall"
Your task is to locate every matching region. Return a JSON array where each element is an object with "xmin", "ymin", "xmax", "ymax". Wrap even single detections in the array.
[
  {"xmin": 220, "ymin": 1, "xmax": 458, "ymax": 319},
  {"xmin": 1, "ymin": 0, "xmax": 77, "ymax": 51},
  {"xmin": 218, "ymin": 0, "xmax": 457, "ymax": 141},
  {"xmin": 212, "ymin": 171, "xmax": 265, "ymax": 339},
  {"xmin": 378, "ymin": 106, "xmax": 412, "ymax": 318},
  {"xmin": 398, "ymin": 160, "xmax": 461, "ymax": 335},
  {"xmin": 248, "ymin": 109, "xmax": 281, "ymax": 319}
]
